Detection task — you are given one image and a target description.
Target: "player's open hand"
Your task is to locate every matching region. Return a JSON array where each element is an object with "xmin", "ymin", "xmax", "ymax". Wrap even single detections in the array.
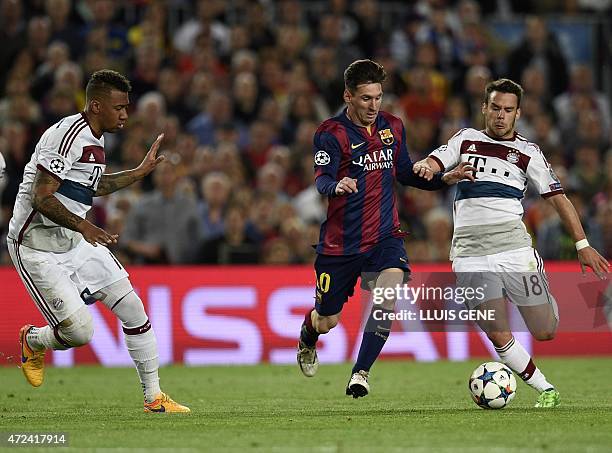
[
  {"xmin": 578, "ymin": 247, "xmax": 609, "ymax": 280},
  {"xmin": 77, "ymin": 219, "xmax": 118, "ymax": 247},
  {"xmin": 442, "ymin": 162, "xmax": 477, "ymax": 185},
  {"xmin": 413, "ymin": 159, "xmax": 435, "ymax": 181},
  {"xmin": 137, "ymin": 133, "xmax": 166, "ymax": 177},
  {"xmin": 335, "ymin": 177, "xmax": 358, "ymax": 196}
]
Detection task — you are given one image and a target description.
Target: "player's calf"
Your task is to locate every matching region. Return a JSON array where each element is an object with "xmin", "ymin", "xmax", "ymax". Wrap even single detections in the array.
[
  {"xmin": 98, "ymin": 278, "xmax": 162, "ymax": 404},
  {"xmin": 494, "ymin": 335, "xmax": 557, "ymax": 401}
]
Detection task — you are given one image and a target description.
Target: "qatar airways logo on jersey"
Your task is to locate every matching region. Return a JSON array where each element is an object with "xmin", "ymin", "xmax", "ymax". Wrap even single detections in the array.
[{"xmin": 352, "ymin": 148, "xmax": 394, "ymax": 171}]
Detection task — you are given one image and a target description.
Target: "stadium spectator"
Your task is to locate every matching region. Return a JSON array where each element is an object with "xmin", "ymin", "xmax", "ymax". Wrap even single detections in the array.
[
  {"xmin": 45, "ymin": 0, "xmax": 82, "ymax": 60},
  {"xmin": 553, "ymin": 64, "xmax": 611, "ymax": 136},
  {"xmin": 232, "ymin": 71, "xmax": 261, "ymax": 124},
  {"xmin": 198, "ymin": 204, "xmax": 259, "ymax": 264},
  {"xmin": 198, "ymin": 171, "xmax": 231, "ymax": 242},
  {"xmin": 156, "ymin": 67, "xmax": 192, "ymax": 124},
  {"xmin": 187, "ymin": 91, "xmax": 233, "ymax": 146},
  {"xmin": 507, "ymin": 16, "xmax": 569, "ymax": 97},
  {"xmin": 31, "ymin": 41, "xmax": 71, "ymax": 101},
  {"xmin": 0, "ymin": 0, "xmax": 27, "ymax": 94},
  {"xmin": 567, "ymin": 144, "xmax": 607, "ymax": 204},
  {"xmin": 390, "ymin": 11, "xmax": 425, "ymax": 71},
  {"xmin": 423, "ymin": 207, "xmax": 453, "ymax": 261},
  {"xmin": 122, "ymin": 162, "xmax": 201, "ymax": 264}
]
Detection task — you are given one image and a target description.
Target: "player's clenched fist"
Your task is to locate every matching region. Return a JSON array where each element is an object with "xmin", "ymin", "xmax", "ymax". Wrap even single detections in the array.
[
  {"xmin": 413, "ymin": 160, "xmax": 434, "ymax": 180},
  {"xmin": 335, "ymin": 177, "xmax": 358, "ymax": 195}
]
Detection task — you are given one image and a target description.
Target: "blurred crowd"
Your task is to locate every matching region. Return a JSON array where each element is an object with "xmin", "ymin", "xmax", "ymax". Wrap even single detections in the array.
[{"xmin": 0, "ymin": 0, "xmax": 610, "ymax": 266}]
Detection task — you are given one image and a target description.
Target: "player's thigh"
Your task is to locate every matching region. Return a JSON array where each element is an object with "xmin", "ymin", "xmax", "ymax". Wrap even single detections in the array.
[
  {"xmin": 495, "ymin": 247, "xmax": 558, "ymax": 332},
  {"xmin": 452, "ymin": 255, "xmax": 504, "ymax": 309},
  {"xmin": 7, "ymin": 239, "xmax": 85, "ymax": 327},
  {"xmin": 362, "ymin": 237, "xmax": 410, "ymax": 295},
  {"xmin": 72, "ymin": 241, "xmax": 129, "ymax": 299},
  {"xmin": 372, "ymin": 269, "xmax": 405, "ymax": 310},
  {"xmin": 314, "ymin": 253, "xmax": 362, "ymax": 316}
]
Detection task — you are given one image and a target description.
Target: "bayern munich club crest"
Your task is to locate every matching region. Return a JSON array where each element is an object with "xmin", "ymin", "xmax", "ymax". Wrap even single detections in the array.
[
  {"xmin": 314, "ymin": 150, "xmax": 331, "ymax": 166},
  {"xmin": 506, "ymin": 150, "xmax": 520, "ymax": 164}
]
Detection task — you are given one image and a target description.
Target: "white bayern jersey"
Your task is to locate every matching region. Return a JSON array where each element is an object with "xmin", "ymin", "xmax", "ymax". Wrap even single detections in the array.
[
  {"xmin": 429, "ymin": 128, "xmax": 563, "ymax": 258},
  {"xmin": 8, "ymin": 113, "xmax": 106, "ymax": 252},
  {"xmin": 0, "ymin": 150, "xmax": 6, "ymax": 180}
]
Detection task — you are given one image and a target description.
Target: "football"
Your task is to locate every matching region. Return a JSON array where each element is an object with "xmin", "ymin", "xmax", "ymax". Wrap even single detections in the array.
[{"xmin": 468, "ymin": 361, "xmax": 517, "ymax": 409}]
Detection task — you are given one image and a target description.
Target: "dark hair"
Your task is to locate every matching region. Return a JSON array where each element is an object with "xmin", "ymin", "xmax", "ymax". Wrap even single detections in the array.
[
  {"xmin": 484, "ymin": 78, "xmax": 524, "ymax": 107},
  {"xmin": 85, "ymin": 69, "xmax": 131, "ymax": 101},
  {"xmin": 344, "ymin": 59, "xmax": 386, "ymax": 93}
]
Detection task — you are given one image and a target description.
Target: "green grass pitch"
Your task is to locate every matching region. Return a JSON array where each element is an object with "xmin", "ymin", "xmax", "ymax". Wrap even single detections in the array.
[{"xmin": 1, "ymin": 358, "xmax": 611, "ymax": 452}]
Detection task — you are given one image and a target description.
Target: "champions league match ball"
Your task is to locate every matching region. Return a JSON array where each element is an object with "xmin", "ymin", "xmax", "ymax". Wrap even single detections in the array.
[{"xmin": 468, "ymin": 362, "xmax": 517, "ymax": 409}]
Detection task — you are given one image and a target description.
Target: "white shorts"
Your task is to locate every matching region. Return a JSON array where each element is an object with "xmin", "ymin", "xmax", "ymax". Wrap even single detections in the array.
[
  {"xmin": 452, "ymin": 246, "xmax": 558, "ymax": 316},
  {"xmin": 7, "ymin": 237, "xmax": 129, "ymax": 326}
]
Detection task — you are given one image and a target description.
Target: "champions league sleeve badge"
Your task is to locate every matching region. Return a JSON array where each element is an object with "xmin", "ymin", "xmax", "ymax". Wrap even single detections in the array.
[
  {"xmin": 314, "ymin": 150, "xmax": 331, "ymax": 166},
  {"xmin": 49, "ymin": 158, "xmax": 66, "ymax": 174}
]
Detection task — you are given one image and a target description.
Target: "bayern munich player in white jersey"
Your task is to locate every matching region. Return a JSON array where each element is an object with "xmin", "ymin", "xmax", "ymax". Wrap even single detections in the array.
[
  {"xmin": 7, "ymin": 69, "xmax": 189, "ymax": 413},
  {"xmin": 414, "ymin": 78, "xmax": 608, "ymax": 408}
]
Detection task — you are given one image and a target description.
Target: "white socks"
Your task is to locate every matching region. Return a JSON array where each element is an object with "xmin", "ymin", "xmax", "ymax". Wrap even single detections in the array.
[
  {"xmin": 124, "ymin": 325, "xmax": 161, "ymax": 403},
  {"xmin": 26, "ymin": 326, "xmax": 65, "ymax": 351},
  {"xmin": 103, "ymin": 285, "xmax": 162, "ymax": 403},
  {"xmin": 495, "ymin": 336, "xmax": 554, "ymax": 393}
]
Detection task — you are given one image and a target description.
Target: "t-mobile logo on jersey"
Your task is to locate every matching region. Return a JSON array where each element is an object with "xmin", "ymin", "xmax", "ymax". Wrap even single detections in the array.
[
  {"xmin": 352, "ymin": 148, "xmax": 394, "ymax": 171},
  {"xmin": 467, "ymin": 155, "xmax": 511, "ymax": 178},
  {"xmin": 467, "ymin": 155, "xmax": 487, "ymax": 174}
]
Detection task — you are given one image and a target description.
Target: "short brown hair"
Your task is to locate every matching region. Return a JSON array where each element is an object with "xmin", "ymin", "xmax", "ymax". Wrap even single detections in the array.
[
  {"xmin": 484, "ymin": 78, "xmax": 524, "ymax": 107},
  {"xmin": 344, "ymin": 59, "xmax": 386, "ymax": 93}
]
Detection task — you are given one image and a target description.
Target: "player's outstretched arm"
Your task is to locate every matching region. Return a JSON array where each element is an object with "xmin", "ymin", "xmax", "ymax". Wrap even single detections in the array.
[
  {"xmin": 95, "ymin": 133, "xmax": 165, "ymax": 196},
  {"xmin": 32, "ymin": 170, "xmax": 118, "ymax": 246},
  {"xmin": 546, "ymin": 193, "xmax": 609, "ymax": 279},
  {"xmin": 411, "ymin": 159, "xmax": 475, "ymax": 186}
]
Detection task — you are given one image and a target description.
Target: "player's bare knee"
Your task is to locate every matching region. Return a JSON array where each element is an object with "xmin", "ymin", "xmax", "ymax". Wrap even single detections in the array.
[{"xmin": 533, "ymin": 329, "xmax": 556, "ymax": 341}]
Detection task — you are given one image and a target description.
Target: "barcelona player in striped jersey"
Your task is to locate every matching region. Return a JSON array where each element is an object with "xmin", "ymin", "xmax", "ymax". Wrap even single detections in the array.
[
  {"xmin": 415, "ymin": 78, "xmax": 608, "ymax": 407},
  {"xmin": 297, "ymin": 59, "xmax": 475, "ymax": 397}
]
